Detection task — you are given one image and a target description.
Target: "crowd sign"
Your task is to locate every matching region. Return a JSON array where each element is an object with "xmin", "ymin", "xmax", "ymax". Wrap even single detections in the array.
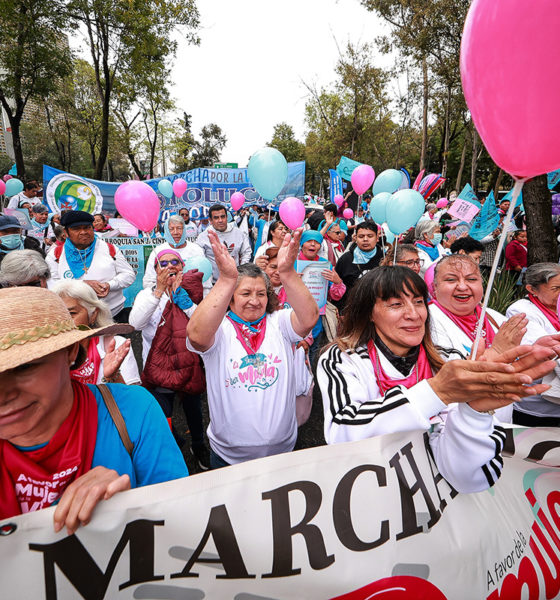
[
  {"xmin": 43, "ymin": 162, "xmax": 306, "ymax": 216},
  {"xmin": 1, "ymin": 427, "xmax": 559, "ymax": 599},
  {"xmin": 110, "ymin": 237, "xmax": 166, "ymax": 307}
]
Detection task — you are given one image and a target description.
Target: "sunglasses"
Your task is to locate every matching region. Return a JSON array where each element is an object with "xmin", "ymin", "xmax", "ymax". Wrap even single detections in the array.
[{"xmin": 159, "ymin": 259, "xmax": 181, "ymax": 267}]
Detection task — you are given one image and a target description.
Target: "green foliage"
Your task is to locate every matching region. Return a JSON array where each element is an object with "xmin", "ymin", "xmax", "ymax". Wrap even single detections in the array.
[
  {"xmin": 267, "ymin": 123, "xmax": 305, "ymax": 163},
  {"xmin": 485, "ymin": 271, "xmax": 523, "ymax": 315},
  {"xmin": 170, "ymin": 117, "xmax": 227, "ymax": 171}
]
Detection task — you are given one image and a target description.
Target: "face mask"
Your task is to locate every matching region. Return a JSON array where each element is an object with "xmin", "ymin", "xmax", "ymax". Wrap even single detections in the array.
[
  {"xmin": 431, "ymin": 233, "xmax": 442, "ymax": 246},
  {"xmin": 0, "ymin": 234, "xmax": 23, "ymax": 251}
]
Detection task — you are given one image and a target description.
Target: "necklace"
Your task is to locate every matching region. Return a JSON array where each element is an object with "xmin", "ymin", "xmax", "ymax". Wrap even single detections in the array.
[{"xmin": 77, "ymin": 248, "xmax": 89, "ymax": 274}]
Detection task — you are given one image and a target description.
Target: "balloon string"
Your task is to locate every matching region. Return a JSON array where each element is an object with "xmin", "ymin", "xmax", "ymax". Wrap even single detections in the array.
[
  {"xmin": 393, "ymin": 236, "xmax": 398, "ymax": 264},
  {"xmin": 470, "ymin": 178, "xmax": 525, "ymax": 359}
]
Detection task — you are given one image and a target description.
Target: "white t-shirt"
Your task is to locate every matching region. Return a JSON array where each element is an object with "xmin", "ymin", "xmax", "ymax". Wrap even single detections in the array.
[
  {"xmin": 187, "ymin": 309, "xmax": 302, "ymax": 464},
  {"xmin": 6, "ymin": 192, "xmax": 41, "ymax": 210}
]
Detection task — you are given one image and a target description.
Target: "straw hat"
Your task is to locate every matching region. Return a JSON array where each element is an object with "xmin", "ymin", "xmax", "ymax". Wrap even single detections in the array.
[{"xmin": 0, "ymin": 287, "xmax": 133, "ymax": 373}]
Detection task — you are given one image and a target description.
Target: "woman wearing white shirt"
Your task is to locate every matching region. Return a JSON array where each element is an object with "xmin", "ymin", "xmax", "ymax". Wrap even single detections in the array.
[
  {"xmin": 506, "ymin": 263, "xmax": 560, "ymax": 426},
  {"xmin": 428, "ymin": 254, "xmax": 528, "ymax": 423},
  {"xmin": 414, "ymin": 220, "xmax": 448, "ymax": 275},
  {"xmin": 253, "ymin": 220, "xmax": 289, "ymax": 259},
  {"xmin": 187, "ymin": 228, "xmax": 319, "ymax": 469},
  {"xmin": 317, "ymin": 266, "xmax": 556, "ymax": 493},
  {"xmin": 52, "ymin": 280, "xmax": 140, "ymax": 385}
]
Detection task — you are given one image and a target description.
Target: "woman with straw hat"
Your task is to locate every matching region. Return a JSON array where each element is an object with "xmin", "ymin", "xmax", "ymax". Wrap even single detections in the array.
[{"xmin": 0, "ymin": 287, "xmax": 187, "ymax": 533}]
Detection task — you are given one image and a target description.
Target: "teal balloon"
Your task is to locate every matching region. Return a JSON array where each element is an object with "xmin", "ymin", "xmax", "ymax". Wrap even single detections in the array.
[
  {"xmin": 369, "ymin": 192, "xmax": 391, "ymax": 224},
  {"xmin": 386, "ymin": 189, "xmax": 425, "ymax": 234},
  {"xmin": 382, "ymin": 225, "xmax": 395, "ymax": 244},
  {"xmin": 5, "ymin": 178, "xmax": 23, "ymax": 197},
  {"xmin": 158, "ymin": 179, "xmax": 173, "ymax": 199},
  {"xmin": 183, "ymin": 256, "xmax": 212, "ymax": 282},
  {"xmin": 247, "ymin": 147, "xmax": 288, "ymax": 200},
  {"xmin": 372, "ymin": 169, "xmax": 402, "ymax": 195}
]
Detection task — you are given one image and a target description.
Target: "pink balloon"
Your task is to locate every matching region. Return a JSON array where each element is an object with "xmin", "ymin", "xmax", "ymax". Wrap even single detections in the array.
[
  {"xmin": 461, "ymin": 0, "xmax": 560, "ymax": 177},
  {"xmin": 351, "ymin": 165, "xmax": 375, "ymax": 195},
  {"xmin": 343, "ymin": 208, "xmax": 354, "ymax": 219},
  {"xmin": 114, "ymin": 180, "xmax": 160, "ymax": 232},
  {"xmin": 436, "ymin": 198, "xmax": 448, "ymax": 209},
  {"xmin": 279, "ymin": 197, "xmax": 305, "ymax": 230},
  {"xmin": 230, "ymin": 191, "xmax": 245, "ymax": 211},
  {"xmin": 334, "ymin": 194, "xmax": 344, "ymax": 207},
  {"xmin": 424, "ymin": 262, "xmax": 436, "ymax": 296},
  {"xmin": 3, "ymin": 174, "xmax": 12, "ymax": 181},
  {"xmin": 0, "ymin": 180, "xmax": 5, "ymax": 195},
  {"xmin": 173, "ymin": 178, "xmax": 187, "ymax": 197}
]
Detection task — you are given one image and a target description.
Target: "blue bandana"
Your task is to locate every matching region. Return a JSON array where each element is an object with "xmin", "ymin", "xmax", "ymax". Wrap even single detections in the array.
[
  {"xmin": 172, "ymin": 287, "xmax": 193, "ymax": 310},
  {"xmin": 226, "ymin": 310, "xmax": 266, "ymax": 333},
  {"xmin": 64, "ymin": 237, "xmax": 97, "ymax": 278},
  {"xmin": 164, "ymin": 220, "xmax": 187, "ymax": 248},
  {"xmin": 353, "ymin": 246, "xmax": 377, "ymax": 265},
  {"xmin": 300, "ymin": 230, "xmax": 323, "ymax": 246},
  {"xmin": 415, "ymin": 240, "xmax": 439, "ymax": 261}
]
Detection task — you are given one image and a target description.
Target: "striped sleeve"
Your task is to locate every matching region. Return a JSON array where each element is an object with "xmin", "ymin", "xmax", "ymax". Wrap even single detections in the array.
[
  {"xmin": 429, "ymin": 403, "xmax": 506, "ymax": 493},
  {"xmin": 318, "ymin": 345, "xmax": 444, "ymax": 444}
]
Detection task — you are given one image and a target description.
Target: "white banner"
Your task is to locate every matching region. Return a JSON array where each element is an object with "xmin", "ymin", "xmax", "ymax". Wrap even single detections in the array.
[{"xmin": 1, "ymin": 427, "xmax": 559, "ymax": 599}]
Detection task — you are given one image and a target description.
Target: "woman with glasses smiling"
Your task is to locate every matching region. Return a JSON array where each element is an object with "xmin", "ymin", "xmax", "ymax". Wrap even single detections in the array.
[{"xmin": 382, "ymin": 243, "xmax": 424, "ymax": 275}]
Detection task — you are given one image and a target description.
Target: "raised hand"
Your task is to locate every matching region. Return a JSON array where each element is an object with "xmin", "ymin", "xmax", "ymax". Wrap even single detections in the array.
[
  {"xmin": 103, "ymin": 336, "xmax": 130, "ymax": 380},
  {"xmin": 277, "ymin": 228, "xmax": 302, "ymax": 277},
  {"xmin": 483, "ymin": 313, "xmax": 528, "ymax": 359},
  {"xmin": 208, "ymin": 229, "xmax": 237, "ymax": 281}
]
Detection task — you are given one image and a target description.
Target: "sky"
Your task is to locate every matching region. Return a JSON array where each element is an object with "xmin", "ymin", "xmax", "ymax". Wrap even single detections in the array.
[{"xmin": 171, "ymin": 0, "xmax": 389, "ymax": 167}]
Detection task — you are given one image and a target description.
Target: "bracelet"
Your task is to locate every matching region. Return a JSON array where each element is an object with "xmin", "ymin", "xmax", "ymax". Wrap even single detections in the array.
[
  {"xmin": 101, "ymin": 370, "xmax": 121, "ymax": 384},
  {"xmin": 153, "ymin": 288, "xmax": 164, "ymax": 299}
]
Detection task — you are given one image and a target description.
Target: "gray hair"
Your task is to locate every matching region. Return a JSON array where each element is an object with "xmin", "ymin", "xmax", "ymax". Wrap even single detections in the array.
[
  {"xmin": 32, "ymin": 204, "xmax": 48, "ymax": 214},
  {"xmin": 426, "ymin": 203, "xmax": 437, "ymax": 212},
  {"xmin": 52, "ymin": 280, "xmax": 113, "ymax": 327},
  {"xmin": 0, "ymin": 250, "xmax": 50, "ymax": 286},
  {"xmin": 168, "ymin": 215, "xmax": 184, "ymax": 227},
  {"xmin": 235, "ymin": 263, "xmax": 279, "ymax": 313},
  {"xmin": 523, "ymin": 262, "xmax": 560, "ymax": 289},
  {"xmin": 415, "ymin": 219, "xmax": 438, "ymax": 240}
]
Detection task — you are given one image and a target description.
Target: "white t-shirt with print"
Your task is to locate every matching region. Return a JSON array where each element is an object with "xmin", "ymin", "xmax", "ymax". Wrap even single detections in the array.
[{"xmin": 187, "ymin": 309, "xmax": 302, "ymax": 464}]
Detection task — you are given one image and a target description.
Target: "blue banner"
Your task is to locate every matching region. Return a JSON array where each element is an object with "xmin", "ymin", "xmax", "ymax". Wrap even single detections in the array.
[
  {"xmin": 336, "ymin": 156, "xmax": 363, "ymax": 181},
  {"xmin": 469, "ymin": 191, "xmax": 500, "ymax": 241},
  {"xmin": 329, "ymin": 169, "xmax": 343, "ymax": 199},
  {"xmin": 548, "ymin": 170, "xmax": 560, "ymax": 191},
  {"xmin": 43, "ymin": 162, "xmax": 306, "ymax": 215},
  {"xmin": 457, "ymin": 184, "xmax": 481, "ymax": 208},
  {"xmin": 502, "ymin": 186, "xmax": 524, "ymax": 209}
]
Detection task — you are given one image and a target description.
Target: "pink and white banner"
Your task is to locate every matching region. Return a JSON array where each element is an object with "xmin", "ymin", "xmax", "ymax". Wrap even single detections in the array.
[{"xmin": 0, "ymin": 427, "xmax": 559, "ymax": 599}]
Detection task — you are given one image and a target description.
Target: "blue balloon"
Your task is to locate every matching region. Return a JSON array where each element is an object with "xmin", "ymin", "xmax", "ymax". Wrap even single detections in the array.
[
  {"xmin": 382, "ymin": 224, "xmax": 395, "ymax": 244},
  {"xmin": 247, "ymin": 147, "xmax": 288, "ymax": 200},
  {"xmin": 183, "ymin": 256, "xmax": 212, "ymax": 282},
  {"xmin": 369, "ymin": 192, "xmax": 391, "ymax": 224},
  {"xmin": 372, "ymin": 169, "xmax": 402, "ymax": 196},
  {"xmin": 5, "ymin": 178, "xmax": 23, "ymax": 197},
  {"xmin": 158, "ymin": 179, "xmax": 173, "ymax": 199},
  {"xmin": 386, "ymin": 189, "xmax": 425, "ymax": 234}
]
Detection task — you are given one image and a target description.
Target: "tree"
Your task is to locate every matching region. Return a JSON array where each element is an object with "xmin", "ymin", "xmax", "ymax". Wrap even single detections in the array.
[
  {"xmin": 190, "ymin": 124, "xmax": 227, "ymax": 168},
  {"xmin": 0, "ymin": 0, "xmax": 72, "ymax": 177},
  {"xmin": 524, "ymin": 176, "xmax": 558, "ymax": 264},
  {"xmin": 68, "ymin": 0, "xmax": 199, "ymax": 179},
  {"xmin": 267, "ymin": 123, "xmax": 304, "ymax": 163},
  {"xmin": 170, "ymin": 112, "xmax": 196, "ymax": 173}
]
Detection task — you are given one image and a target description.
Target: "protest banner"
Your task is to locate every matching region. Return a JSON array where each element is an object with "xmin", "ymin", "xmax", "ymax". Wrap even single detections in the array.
[
  {"xmin": 1, "ymin": 426, "xmax": 559, "ymax": 599},
  {"xmin": 457, "ymin": 183, "xmax": 482, "ymax": 208},
  {"xmin": 336, "ymin": 156, "xmax": 363, "ymax": 181},
  {"xmin": 447, "ymin": 198, "xmax": 481, "ymax": 223},
  {"xmin": 43, "ymin": 162, "xmax": 306, "ymax": 216},
  {"xmin": 329, "ymin": 169, "xmax": 343, "ymax": 200},
  {"xmin": 297, "ymin": 259, "xmax": 329, "ymax": 310},
  {"xmin": 4, "ymin": 207, "xmax": 32, "ymax": 229},
  {"xmin": 469, "ymin": 191, "xmax": 501, "ymax": 241},
  {"xmin": 110, "ymin": 236, "xmax": 166, "ymax": 307}
]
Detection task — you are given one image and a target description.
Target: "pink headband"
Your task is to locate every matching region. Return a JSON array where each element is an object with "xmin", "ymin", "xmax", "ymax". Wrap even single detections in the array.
[{"xmin": 155, "ymin": 248, "xmax": 184, "ymax": 266}]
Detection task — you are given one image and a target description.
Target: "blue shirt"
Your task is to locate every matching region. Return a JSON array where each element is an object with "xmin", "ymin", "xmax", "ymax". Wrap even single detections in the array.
[{"xmin": 89, "ymin": 384, "xmax": 188, "ymax": 487}]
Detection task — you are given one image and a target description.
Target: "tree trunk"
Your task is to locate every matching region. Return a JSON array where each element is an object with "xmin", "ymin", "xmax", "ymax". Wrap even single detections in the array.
[
  {"xmin": 419, "ymin": 58, "xmax": 429, "ymax": 171},
  {"xmin": 441, "ymin": 84, "xmax": 452, "ymax": 178},
  {"xmin": 95, "ymin": 92, "xmax": 110, "ymax": 180},
  {"xmin": 455, "ymin": 140, "xmax": 467, "ymax": 192},
  {"xmin": 9, "ymin": 117, "xmax": 25, "ymax": 179},
  {"xmin": 470, "ymin": 126, "xmax": 478, "ymax": 192},
  {"xmin": 524, "ymin": 175, "xmax": 557, "ymax": 264},
  {"xmin": 493, "ymin": 169, "xmax": 504, "ymax": 198}
]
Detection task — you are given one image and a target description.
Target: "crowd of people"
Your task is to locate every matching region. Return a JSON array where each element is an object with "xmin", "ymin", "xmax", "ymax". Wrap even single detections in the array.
[{"xmin": 1, "ymin": 188, "xmax": 560, "ymax": 535}]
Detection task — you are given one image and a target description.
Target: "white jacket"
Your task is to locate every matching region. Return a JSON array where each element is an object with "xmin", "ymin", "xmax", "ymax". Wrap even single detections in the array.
[
  {"xmin": 317, "ymin": 343, "xmax": 506, "ymax": 493},
  {"xmin": 129, "ymin": 287, "xmax": 197, "ymax": 365},
  {"xmin": 46, "ymin": 239, "xmax": 135, "ymax": 316},
  {"xmin": 506, "ymin": 298, "xmax": 560, "ymax": 418}
]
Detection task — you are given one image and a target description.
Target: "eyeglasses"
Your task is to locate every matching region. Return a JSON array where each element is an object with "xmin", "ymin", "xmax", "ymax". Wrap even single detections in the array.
[
  {"xmin": 159, "ymin": 259, "xmax": 181, "ymax": 267},
  {"xmin": 397, "ymin": 259, "xmax": 424, "ymax": 268}
]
